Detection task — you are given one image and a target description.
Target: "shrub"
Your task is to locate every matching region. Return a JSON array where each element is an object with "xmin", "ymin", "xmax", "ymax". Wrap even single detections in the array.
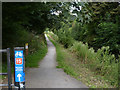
[
  {"xmin": 93, "ymin": 22, "xmax": 120, "ymax": 57},
  {"xmin": 69, "ymin": 41, "xmax": 119, "ymax": 87},
  {"xmin": 57, "ymin": 27, "xmax": 74, "ymax": 48},
  {"xmin": 48, "ymin": 28, "xmax": 119, "ymax": 87},
  {"xmin": 49, "ymin": 27, "xmax": 74, "ymax": 48}
]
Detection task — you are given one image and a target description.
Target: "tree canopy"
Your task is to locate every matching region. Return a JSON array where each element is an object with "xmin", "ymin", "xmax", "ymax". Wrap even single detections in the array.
[{"xmin": 2, "ymin": 2, "xmax": 120, "ymax": 56}]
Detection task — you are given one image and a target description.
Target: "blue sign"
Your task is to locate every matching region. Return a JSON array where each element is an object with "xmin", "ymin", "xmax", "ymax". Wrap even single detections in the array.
[{"xmin": 15, "ymin": 50, "xmax": 25, "ymax": 82}]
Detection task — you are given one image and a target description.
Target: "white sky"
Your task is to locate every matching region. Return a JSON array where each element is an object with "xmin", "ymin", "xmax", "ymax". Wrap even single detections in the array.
[{"xmin": 52, "ymin": 4, "xmax": 82, "ymax": 16}]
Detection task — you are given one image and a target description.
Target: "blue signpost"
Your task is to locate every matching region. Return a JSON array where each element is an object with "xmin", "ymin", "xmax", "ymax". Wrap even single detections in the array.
[{"xmin": 14, "ymin": 47, "xmax": 25, "ymax": 89}]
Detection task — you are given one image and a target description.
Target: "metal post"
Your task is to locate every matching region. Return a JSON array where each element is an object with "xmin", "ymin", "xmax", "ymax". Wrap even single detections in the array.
[{"xmin": 7, "ymin": 48, "xmax": 12, "ymax": 90}]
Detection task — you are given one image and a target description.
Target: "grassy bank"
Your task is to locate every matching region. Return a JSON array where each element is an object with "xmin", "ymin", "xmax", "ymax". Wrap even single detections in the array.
[
  {"xmin": 48, "ymin": 35, "xmax": 78, "ymax": 76},
  {"xmin": 1, "ymin": 33, "xmax": 47, "ymax": 79},
  {"xmin": 25, "ymin": 40, "xmax": 47, "ymax": 67},
  {"xmin": 47, "ymin": 33, "xmax": 117, "ymax": 88}
]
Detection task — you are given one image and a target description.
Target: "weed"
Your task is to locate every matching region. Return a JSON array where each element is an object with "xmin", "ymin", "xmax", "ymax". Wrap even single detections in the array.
[{"xmin": 48, "ymin": 32, "xmax": 119, "ymax": 87}]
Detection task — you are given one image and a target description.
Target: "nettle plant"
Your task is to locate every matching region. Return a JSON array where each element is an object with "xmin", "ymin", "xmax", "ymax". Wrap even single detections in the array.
[{"xmin": 97, "ymin": 46, "xmax": 116, "ymax": 64}]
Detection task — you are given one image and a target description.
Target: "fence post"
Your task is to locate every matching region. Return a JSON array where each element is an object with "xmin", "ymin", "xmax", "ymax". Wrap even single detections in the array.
[{"xmin": 7, "ymin": 48, "xmax": 12, "ymax": 90}]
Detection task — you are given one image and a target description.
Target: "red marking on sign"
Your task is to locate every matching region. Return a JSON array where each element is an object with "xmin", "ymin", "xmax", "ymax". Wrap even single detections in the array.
[{"xmin": 16, "ymin": 58, "xmax": 22, "ymax": 64}]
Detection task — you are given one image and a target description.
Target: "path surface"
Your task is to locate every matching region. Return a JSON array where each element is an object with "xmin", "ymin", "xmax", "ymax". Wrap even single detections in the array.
[{"xmin": 26, "ymin": 34, "xmax": 88, "ymax": 88}]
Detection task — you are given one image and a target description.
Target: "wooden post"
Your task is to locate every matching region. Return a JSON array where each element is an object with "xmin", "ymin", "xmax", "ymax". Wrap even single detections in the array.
[{"xmin": 25, "ymin": 43, "xmax": 28, "ymax": 56}]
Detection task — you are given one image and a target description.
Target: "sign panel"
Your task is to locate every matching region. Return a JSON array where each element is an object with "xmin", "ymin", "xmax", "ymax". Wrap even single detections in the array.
[{"xmin": 15, "ymin": 50, "xmax": 25, "ymax": 82}]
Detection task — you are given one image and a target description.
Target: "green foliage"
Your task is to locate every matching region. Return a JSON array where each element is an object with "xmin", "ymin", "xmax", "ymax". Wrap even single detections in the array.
[
  {"xmin": 2, "ymin": 28, "xmax": 32, "ymax": 63},
  {"xmin": 25, "ymin": 34, "xmax": 47, "ymax": 67},
  {"xmin": 2, "ymin": 2, "xmax": 120, "ymax": 86},
  {"xmin": 71, "ymin": 21, "xmax": 81, "ymax": 41},
  {"xmin": 53, "ymin": 22, "xmax": 74, "ymax": 48},
  {"xmin": 49, "ymin": 32, "xmax": 119, "ymax": 87},
  {"xmin": 46, "ymin": 31, "xmax": 59, "ymax": 41},
  {"xmin": 93, "ymin": 22, "xmax": 120, "ymax": 56},
  {"xmin": 45, "ymin": 2, "xmax": 120, "ymax": 87},
  {"xmin": 47, "ymin": 35, "xmax": 77, "ymax": 77},
  {"xmin": 2, "ymin": 2, "xmax": 56, "ymax": 34},
  {"xmin": 69, "ymin": 20, "xmax": 119, "ymax": 57},
  {"xmin": 25, "ymin": 43, "xmax": 47, "ymax": 67},
  {"xmin": 2, "ymin": 34, "xmax": 47, "ymax": 76},
  {"xmin": 70, "ymin": 41, "xmax": 119, "ymax": 87},
  {"xmin": 69, "ymin": 2, "xmax": 120, "ymax": 57},
  {"xmin": 2, "ymin": 2, "xmax": 57, "ymax": 64}
]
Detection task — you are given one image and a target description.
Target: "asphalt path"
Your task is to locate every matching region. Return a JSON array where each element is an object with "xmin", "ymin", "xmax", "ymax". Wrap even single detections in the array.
[{"xmin": 26, "ymin": 34, "xmax": 88, "ymax": 88}]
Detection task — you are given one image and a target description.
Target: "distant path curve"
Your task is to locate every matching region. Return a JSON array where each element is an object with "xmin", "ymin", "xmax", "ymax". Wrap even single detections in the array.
[{"xmin": 26, "ymin": 34, "xmax": 88, "ymax": 88}]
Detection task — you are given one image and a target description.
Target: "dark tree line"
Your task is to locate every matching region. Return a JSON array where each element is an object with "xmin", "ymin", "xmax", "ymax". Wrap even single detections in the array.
[{"xmin": 2, "ymin": 2, "xmax": 120, "ymax": 57}]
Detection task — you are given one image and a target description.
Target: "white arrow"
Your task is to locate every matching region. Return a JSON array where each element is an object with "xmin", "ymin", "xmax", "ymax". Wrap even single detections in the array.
[{"xmin": 17, "ymin": 74, "xmax": 22, "ymax": 81}]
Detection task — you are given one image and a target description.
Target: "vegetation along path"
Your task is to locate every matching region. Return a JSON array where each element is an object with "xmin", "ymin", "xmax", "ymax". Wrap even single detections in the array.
[{"xmin": 26, "ymin": 34, "xmax": 88, "ymax": 88}]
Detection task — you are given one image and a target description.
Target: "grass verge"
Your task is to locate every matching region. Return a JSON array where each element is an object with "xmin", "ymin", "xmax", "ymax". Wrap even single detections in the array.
[
  {"xmin": 48, "ymin": 35, "xmax": 77, "ymax": 76},
  {"xmin": 1, "ymin": 34, "xmax": 47, "ymax": 79},
  {"xmin": 25, "ymin": 44, "xmax": 47, "ymax": 67},
  {"xmin": 47, "ymin": 34, "xmax": 114, "ymax": 88}
]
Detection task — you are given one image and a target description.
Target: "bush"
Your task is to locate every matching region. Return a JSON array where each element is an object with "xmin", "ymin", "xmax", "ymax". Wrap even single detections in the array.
[
  {"xmin": 69, "ymin": 21, "xmax": 120, "ymax": 58},
  {"xmin": 57, "ymin": 27, "xmax": 74, "ymax": 48},
  {"xmin": 93, "ymin": 22, "xmax": 120, "ymax": 57},
  {"xmin": 25, "ymin": 34, "xmax": 47, "ymax": 67},
  {"xmin": 49, "ymin": 31, "xmax": 119, "ymax": 87},
  {"xmin": 48, "ymin": 27, "xmax": 74, "ymax": 48},
  {"xmin": 69, "ymin": 41, "xmax": 119, "ymax": 87}
]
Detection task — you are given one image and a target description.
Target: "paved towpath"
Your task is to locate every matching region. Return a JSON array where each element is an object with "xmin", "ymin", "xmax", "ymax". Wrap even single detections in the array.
[{"xmin": 26, "ymin": 34, "xmax": 88, "ymax": 88}]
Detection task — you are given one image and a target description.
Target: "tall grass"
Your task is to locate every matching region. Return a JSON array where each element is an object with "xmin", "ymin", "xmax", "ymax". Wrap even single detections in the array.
[
  {"xmin": 47, "ymin": 35, "xmax": 77, "ymax": 77},
  {"xmin": 69, "ymin": 41, "xmax": 119, "ymax": 86},
  {"xmin": 48, "ymin": 31, "xmax": 119, "ymax": 87}
]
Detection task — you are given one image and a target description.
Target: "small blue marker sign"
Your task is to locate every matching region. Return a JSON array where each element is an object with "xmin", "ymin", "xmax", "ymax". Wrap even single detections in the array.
[{"xmin": 14, "ymin": 50, "xmax": 25, "ymax": 82}]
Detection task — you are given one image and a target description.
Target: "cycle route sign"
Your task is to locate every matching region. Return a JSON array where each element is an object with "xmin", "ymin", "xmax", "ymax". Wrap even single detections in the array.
[{"xmin": 14, "ymin": 50, "xmax": 25, "ymax": 82}]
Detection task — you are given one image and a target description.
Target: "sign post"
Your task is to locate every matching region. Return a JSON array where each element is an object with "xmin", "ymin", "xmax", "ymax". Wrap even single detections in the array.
[{"xmin": 14, "ymin": 47, "xmax": 25, "ymax": 90}]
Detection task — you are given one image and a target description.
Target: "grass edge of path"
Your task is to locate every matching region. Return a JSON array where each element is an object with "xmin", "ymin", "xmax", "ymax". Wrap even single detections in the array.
[
  {"xmin": 1, "ymin": 35, "xmax": 48, "ymax": 79},
  {"xmin": 25, "ymin": 44, "xmax": 48, "ymax": 68},
  {"xmin": 47, "ymin": 34, "xmax": 114, "ymax": 88}
]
